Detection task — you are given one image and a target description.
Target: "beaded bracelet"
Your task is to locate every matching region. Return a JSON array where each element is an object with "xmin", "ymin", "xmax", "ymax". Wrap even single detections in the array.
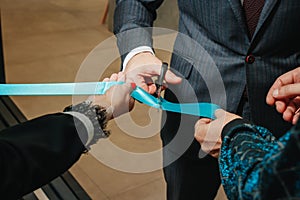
[{"xmin": 63, "ymin": 100, "xmax": 110, "ymax": 147}]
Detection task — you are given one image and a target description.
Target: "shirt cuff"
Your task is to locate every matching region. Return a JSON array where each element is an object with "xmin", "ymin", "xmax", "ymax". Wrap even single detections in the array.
[
  {"xmin": 63, "ymin": 111, "xmax": 94, "ymax": 146},
  {"xmin": 122, "ymin": 46, "xmax": 154, "ymax": 71}
]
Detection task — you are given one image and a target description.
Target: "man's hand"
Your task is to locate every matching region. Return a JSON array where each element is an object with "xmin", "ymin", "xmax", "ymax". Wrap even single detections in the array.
[
  {"xmin": 194, "ymin": 109, "xmax": 241, "ymax": 158},
  {"xmin": 266, "ymin": 67, "xmax": 300, "ymax": 124},
  {"xmin": 91, "ymin": 72, "xmax": 135, "ymax": 120},
  {"xmin": 124, "ymin": 52, "xmax": 182, "ymax": 94}
]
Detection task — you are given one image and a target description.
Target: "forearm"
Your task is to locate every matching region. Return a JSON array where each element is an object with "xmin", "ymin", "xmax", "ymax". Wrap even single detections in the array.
[
  {"xmin": 219, "ymin": 119, "xmax": 278, "ymax": 199},
  {"xmin": 0, "ymin": 99, "xmax": 111, "ymax": 199},
  {"xmin": 114, "ymin": 0, "xmax": 163, "ymax": 33},
  {"xmin": 0, "ymin": 114, "xmax": 86, "ymax": 199},
  {"xmin": 114, "ymin": 0, "xmax": 164, "ymax": 63}
]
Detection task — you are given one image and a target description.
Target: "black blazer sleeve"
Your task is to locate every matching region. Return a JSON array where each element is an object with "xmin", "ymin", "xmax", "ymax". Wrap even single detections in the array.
[{"xmin": 0, "ymin": 113, "xmax": 87, "ymax": 199}]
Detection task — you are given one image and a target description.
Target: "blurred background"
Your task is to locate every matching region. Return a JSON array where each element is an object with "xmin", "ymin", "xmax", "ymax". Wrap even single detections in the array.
[{"xmin": 0, "ymin": 0, "xmax": 226, "ymax": 199}]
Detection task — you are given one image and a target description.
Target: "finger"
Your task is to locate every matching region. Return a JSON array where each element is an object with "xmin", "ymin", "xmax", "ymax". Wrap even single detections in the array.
[
  {"xmin": 275, "ymin": 100, "xmax": 287, "ymax": 113},
  {"xmin": 109, "ymin": 83, "xmax": 136, "ymax": 116},
  {"xmin": 282, "ymin": 100, "xmax": 298, "ymax": 122},
  {"xmin": 266, "ymin": 77, "xmax": 285, "ymax": 105},
  {"xmin": 272, "ymin": 70, "xmax": 297, "ymax": 89},
  {"xmin": 266, "ymin": 68, "xmax": 300, "ymax": 105},
  {"xmin": 124, "ymin": 70, "xmax": 150, "ymax": 92},
  {"xmin": 103, "ymin": 78, "xmax": 110, "ymax": 82},
  {"xmin": 291, "ymin": 98, "xmax": 300, "ymax": 124},
  {"xmin": 194, "ymin": 119, "xmax": 208, "ymax": 133},
  {"xmin": 107, "ymin": 82, "xmax": 133, "ymax": 97},
  {"xmin": 144, "ymin": 77, "xmax": 155, "ymax": 94},
  {"xmin": 201, "ymin": 142, "xmax": 216, "ymax": 154},
  {"xmin": 117, "ymin": 82, "xmax": 136, "ymax": 96},
  {"xmin": 283, "ymin": 109, "xmax": 293, "ymax": 123},
  {"xmin": 117, "ymin": 72, "xmax": 125, "ymax": 82},
  {"xmin": 292, "ymin": 112, "xmax": 300, "ymax": 125},
  {"xmin": 272, "ymin": 83, "xmax": 300, "ymax": 99},
  {"xmin": 165, "ymin": 70, "xmax": 182, "ymax": 84},
  {"xmin": 109, "ymin": 73, "xmax": 118, "ymax": 81},
  {"xmin": 148, "ymin": 84, "xmax": 156, "ymax": 94},
  {"xmin": 201, "ymin": 140, "xmax": 221, "ymax": 154},
  {"xmin": 198, "ymin": 118, "xmax": 212, "ymax": 124},
  {"xmin": 194, "ymin": 118, "xmax": 211, "ymax": 137},
  {"xmin": 127, "ymin": 63, "xmax": 161, "ymax": 77},
  {"xmin": 214, "ymin": 109, "xmax": 226, "ymax": 118},
  {"xmin": 194, "ymin": 124, "xmax": 208, "ymax": 143},
  {"xmin": 125, "ymin": 75, "xmax": 148, "ymax": 92},
  {"xmin": 144, "ymin": 77, "xmax": 154, "ymax": 85},
  {"xmin": 143, "ymin": 65, "xmax": 181, "ymax": 84},
  {"xmin": 121, "ymin": 84, "xmax": 136, "ymax": 112}
]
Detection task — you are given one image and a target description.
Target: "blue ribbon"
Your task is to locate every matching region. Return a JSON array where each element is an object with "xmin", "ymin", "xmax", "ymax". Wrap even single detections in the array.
[
  {"xmin": 0, "ymin": 82, "xmax": 219, "ymax": 119},
  {"xmin": 0, "ymin": 82, "xmax": 123, "ymax": 96}
]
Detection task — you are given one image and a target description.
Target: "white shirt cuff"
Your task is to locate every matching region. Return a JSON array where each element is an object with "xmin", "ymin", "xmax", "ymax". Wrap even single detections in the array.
[{"xmin": 122, "ymin": 46, "xmax": 154, "ymax": 71}]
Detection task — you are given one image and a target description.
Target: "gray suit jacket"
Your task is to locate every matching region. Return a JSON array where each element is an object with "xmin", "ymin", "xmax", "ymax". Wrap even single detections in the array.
[{"xmin": 114, "ymin": 0, "xmax": 300, "ymax": 138}]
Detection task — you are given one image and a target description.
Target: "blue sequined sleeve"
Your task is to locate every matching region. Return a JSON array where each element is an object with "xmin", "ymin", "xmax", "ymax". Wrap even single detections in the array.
[{"xmin": 219, "ymin": 119, "xmax": 300, "ymax": 200}]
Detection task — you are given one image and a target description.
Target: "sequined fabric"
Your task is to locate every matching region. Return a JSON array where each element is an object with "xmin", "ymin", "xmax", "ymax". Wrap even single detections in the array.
[{"xmin": 219, "ymin": 121, "xmax": 300, "ymax": 199}]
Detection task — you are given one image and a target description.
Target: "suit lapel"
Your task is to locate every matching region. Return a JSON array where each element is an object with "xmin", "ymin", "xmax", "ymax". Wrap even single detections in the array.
[
  {"xmin": 227, "ymin": 0, "xmax": 280, "ymax": 41},
  {"xmin": 227, "ymin": 0, "xmax": 249, "ymax": 40},
  {"xmin": 252, "ymin": 0, "xmax": 280, "ymax": 39}
]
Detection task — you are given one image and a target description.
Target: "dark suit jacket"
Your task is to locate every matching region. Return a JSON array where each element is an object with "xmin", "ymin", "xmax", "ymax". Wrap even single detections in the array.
[
  {"xmin": 0, "ymin": 113, "xmax": 86, "ymax": 199},
  {"xmin": 114, "ymin": 0, "xmax": 300, "ymax": 141}
]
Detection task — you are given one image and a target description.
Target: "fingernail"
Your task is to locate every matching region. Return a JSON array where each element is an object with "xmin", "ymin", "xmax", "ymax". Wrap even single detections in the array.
[
  {"xmin": 130, "ymin": 83, "xmax": 136, "ymax": 89},
  {"xmin": 273, "ymin": 89, "xmax": 278, "ymax": 97}
]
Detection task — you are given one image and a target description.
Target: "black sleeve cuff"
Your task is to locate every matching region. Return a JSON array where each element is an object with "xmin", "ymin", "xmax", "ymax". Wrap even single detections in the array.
[{"xmin": 221, "ymin": 118, "xmax": 253, "ymax": 140}]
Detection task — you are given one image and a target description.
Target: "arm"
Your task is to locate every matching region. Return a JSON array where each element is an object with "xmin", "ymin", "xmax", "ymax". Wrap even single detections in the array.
[
  {"xmin": 0, "ymin": 75, "xmax": 134, "ymax": 199},
  {"xmin": 220, "ymin": 118, "xmax": 300, "ymax": 199},
  {"xmin": 219, "ymin": 119, "xmax": 279, "ymax": 199},
  {"xmin": 195, "ymin": 109, "xmax": 300, "ymax": 199},
  {"xmin": 113, "ymin": 0, "xmax": 181, "ymax": 94},
  {"xmin": 0, "ymin": 113, "xmax": 87, "ymax": 199},
  {"xmin": 113, "ymin": 0, "xmax": 164, "ymax": 64}
]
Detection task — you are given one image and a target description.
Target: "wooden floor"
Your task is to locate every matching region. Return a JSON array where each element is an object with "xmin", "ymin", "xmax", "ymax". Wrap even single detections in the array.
[{"xmin": 0, "ymin": 0, "xmax": 227, "ymax": 199}]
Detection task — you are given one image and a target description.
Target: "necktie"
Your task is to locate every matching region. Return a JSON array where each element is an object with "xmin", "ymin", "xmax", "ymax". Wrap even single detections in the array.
[{"xmin": 243, "ymin": 0, "xmax": 265, "ymax": 37}]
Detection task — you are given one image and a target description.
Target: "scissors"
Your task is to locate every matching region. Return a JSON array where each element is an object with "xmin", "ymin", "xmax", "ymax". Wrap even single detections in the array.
[{"xmin": 155, "ymin": 62, "xmax": 168, "ymax": 106}]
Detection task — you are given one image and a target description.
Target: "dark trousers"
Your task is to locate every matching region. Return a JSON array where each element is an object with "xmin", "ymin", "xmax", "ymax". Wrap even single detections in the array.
[{"xmin": 163, "ymin": 147, "xmax": 221, "ymax": 200}]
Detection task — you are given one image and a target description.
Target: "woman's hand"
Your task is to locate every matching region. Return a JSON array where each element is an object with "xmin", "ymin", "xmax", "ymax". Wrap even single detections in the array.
[
  {"xmin": 91, "ymin": 72, "xmax": 135, "ymax": 120},
  {"xmin": 194, "ymin": 109, "xmax": 241, "ymax": 158}
]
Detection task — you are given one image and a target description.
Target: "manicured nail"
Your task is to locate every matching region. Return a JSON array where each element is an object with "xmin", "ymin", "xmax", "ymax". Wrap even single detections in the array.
[
  {"xmin": 130, "ymin": 83, "xmax": 136, "ymax": 89},
  {"xmin": 273, "ymin": 89, "xmax": 279, "ymax": 97}
]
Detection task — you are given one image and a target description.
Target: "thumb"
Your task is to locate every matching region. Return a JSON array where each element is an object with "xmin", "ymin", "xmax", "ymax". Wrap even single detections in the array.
[
  {"xmin": 117, "ymin": 82, "xmax": 136, "ymax": 97},
  {"xmin": 214, "ymin": 109, "xmax": 226, "ymax": 119},
  {"xmin": 165, "ymin": 70, "xmax": 182, "ymax": 84}
]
